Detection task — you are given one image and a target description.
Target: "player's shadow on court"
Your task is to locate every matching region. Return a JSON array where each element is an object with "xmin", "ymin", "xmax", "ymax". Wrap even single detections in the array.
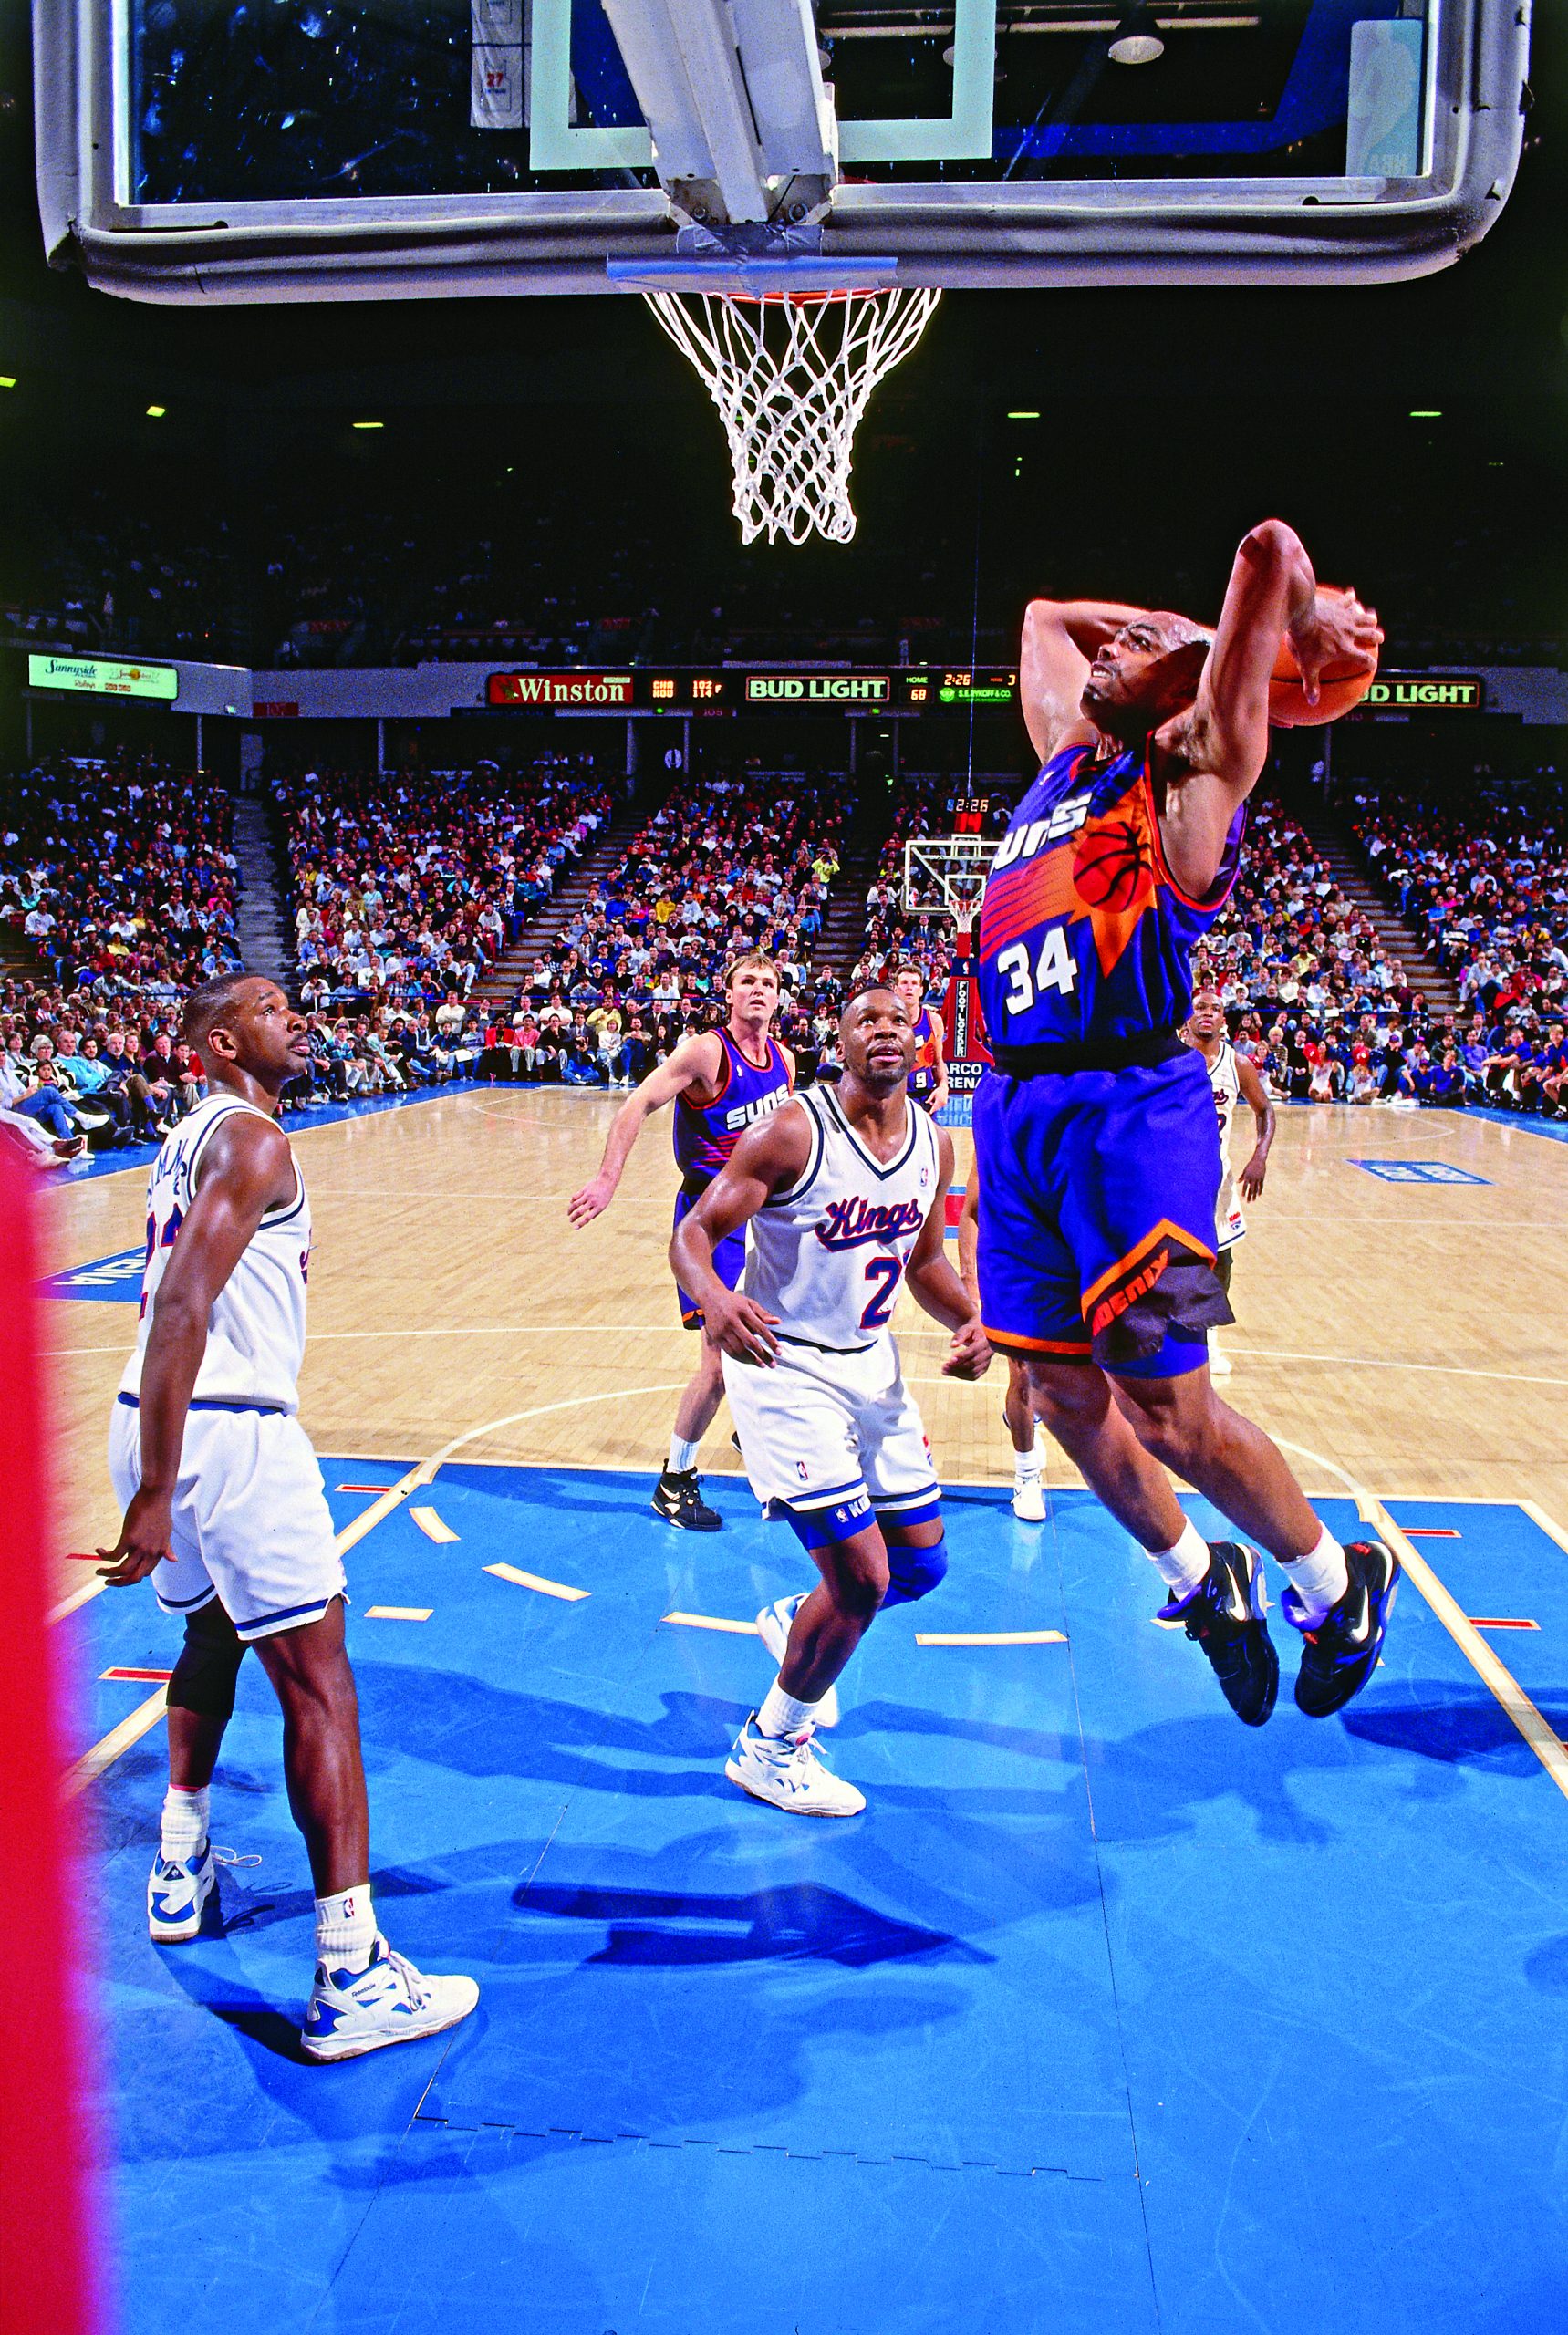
[
  {"xmin": 348, "ymin": 1662, "xmax": 1077, "ymax": 1821},
  {"xmin": 1342, "ymin": 1686, "xmax": 1568, "ymax": 1772},
  {"xmin": 508, "ymin": 1878, "xmax": 990, "ymax": 1969}
]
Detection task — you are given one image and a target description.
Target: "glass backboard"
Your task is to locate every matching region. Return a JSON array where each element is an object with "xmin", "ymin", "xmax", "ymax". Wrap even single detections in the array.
[{"xmin": 36, "ymin": 2, "xmax": 1530, "ymax": 303}]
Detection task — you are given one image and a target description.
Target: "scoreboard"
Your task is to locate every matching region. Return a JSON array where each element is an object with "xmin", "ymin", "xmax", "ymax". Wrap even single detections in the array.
[{"xmin": 487, "ymin": 666, "xmax": 1019, "ymax": 712}]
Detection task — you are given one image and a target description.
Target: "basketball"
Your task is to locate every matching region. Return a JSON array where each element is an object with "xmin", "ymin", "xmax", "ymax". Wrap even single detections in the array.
[
  {"xmin": 1268, "ymin": 598, "xmax": 1378, "ymax": 726},
  {"xmin": 1074, "ymin": 820, "xmax": 1152, "ymax": 911}
]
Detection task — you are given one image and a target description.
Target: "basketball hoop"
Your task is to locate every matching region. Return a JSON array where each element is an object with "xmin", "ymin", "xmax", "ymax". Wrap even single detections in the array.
[
  {"xmin": 641, "ymin": 283, "xmax": 941, "ymax": 547},
  {"xmin": 903, "ymin": 834, "xmax": 1001, "ymax": 921}
]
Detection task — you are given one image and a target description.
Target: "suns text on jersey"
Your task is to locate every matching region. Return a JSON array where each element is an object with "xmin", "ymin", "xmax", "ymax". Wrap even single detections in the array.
[{"xmin": 990, "ymin": 790, "xmax": 1092, "ymax": 871}]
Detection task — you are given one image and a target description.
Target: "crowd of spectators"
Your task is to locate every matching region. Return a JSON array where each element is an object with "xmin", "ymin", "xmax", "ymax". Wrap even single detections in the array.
[
  {"xmin": 1340, "ymin": 788, "xmax": 1568, "ymax": 1115},
  {"xmin": 0, "ymin": 754, "xmax": 238, "ymax": 1167},
  {"xmin": 1, "ymin": 755, "xmax": 243, "ymax": 1002},
  {"xmin": 281, "ymin": 754, "xmax": 611, "ymax": 1008},
  {"xmin": 477, "ymin": 769, "xmax": 848, "ymax": 1086}
]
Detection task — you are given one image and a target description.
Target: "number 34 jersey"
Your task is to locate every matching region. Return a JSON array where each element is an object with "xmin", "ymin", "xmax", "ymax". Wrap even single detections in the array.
[
  {"xmin": 743, "ymin": 1085, "xmax": 942, "ymax": 1354},
  {"xmin": 977, "ymin": 741, "xmax": 1245, "ymax": 1049}
]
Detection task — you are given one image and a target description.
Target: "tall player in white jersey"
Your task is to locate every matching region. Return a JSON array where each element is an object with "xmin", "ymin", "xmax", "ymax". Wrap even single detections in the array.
[
  {"xmin": 1181, "ymin": 988, "xmax": 1274, "ymax": 1380},
  {"xmin": 671, "ymin": 985, "xmax": 990, "ymax": 1816},
  {"xmin": 97, "ymin": 974, "xmax": 477, "ymax": 2060}
]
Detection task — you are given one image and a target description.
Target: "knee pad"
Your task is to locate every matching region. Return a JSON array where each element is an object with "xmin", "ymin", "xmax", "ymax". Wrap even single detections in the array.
[
  {"xmin": 168, "ymin": 1598, "xmax": 246, "ymax": 1721},
  {"xmin": 880, "ymin": 1526, "xmax": 948, "ymax": 1608}
]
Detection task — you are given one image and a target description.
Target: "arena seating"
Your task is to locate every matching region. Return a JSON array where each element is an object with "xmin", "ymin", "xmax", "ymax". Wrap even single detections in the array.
[
  {"xmin": 486, "ymin": 772, "xmax": 845, "ymax": 1086},
  {"xmin": 1347, "ymin": 790, "xmax": 1568, "ymax": 1112},
  {"xmin": 0, "ymin": 757, "xmax": 240, "ymax": 1157}
]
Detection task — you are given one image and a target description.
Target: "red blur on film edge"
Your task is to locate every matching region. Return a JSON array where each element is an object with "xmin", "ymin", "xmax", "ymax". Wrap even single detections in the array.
[{"xmin": 0, "ymin": 1153, "xmax": 103, "ymax": 2335}]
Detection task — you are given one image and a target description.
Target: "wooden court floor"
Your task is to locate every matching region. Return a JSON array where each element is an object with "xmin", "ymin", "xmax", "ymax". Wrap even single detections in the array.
[{"xmin": 36, "ymin": 1087, "xmax": 1568, "ymax": 1590}]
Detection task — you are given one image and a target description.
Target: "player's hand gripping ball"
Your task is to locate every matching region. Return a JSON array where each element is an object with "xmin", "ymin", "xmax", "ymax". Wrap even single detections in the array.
[{"xmin": 1269, "ymin": 586, "xmax": 1383, "ymax": 727}]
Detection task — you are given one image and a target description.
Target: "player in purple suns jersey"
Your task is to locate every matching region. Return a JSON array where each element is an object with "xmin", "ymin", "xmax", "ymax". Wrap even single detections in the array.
[
  {"xmin": 569, "ymin": 950, "xmax": 793, "ymax": 1531},
  {"xmin": 974, "ymin": 520, "xmax": 1400, "ymax": 1725}
]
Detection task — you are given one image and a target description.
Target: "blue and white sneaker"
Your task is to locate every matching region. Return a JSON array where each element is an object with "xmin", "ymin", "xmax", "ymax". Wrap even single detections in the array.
[
  {"xmin": 1283, "ymin": 1537, "xmax": 1400, "ymax": 1718},
  {"xmin": 755, "ymin": 1593, "xmax": 840, "ymax": 1728},
  {"xmin": 725, "ymin": 1713, "xmax": 865, "ymax": 1817},
  {"xmin": 300, "ymin": 1935, "xmax": 480, "ymax": 2063},
  {"xmin": 147, "ymin": 1842, "xmax": 215, "ymax": 1943}
]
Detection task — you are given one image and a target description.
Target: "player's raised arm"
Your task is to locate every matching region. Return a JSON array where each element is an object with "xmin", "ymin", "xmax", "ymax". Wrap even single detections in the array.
[
  {"xmin": 567, "ymin": 1028, "xmax": 724, "ymax": 1225},
  {"xmin": 904, "ymin": 1129, "xmax": 991, "ymax": 1381},
  {"xmin": 1159, "ymin": 521, "xmax": 1381, "ymax": 897},
  {"xmin": 1021, "ymin": 597, "xmax": 1158, "ymax": 767},
  {"xmin": 668, "ymin": 1100, "xmax": 813, "ymax": 1366},
  {"xmin": 1234, "ymin": 1050, "xmax": 1276, "ymax": 1202},
  {"xmin": 97, "ymin": 1114, "xmax": 296, "ymax": 1585}
]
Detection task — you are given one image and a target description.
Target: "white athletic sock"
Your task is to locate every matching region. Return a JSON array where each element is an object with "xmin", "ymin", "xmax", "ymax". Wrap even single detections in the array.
[
  {"xmin": 757, "ymin": 1680, "xmax": 822, "ymax": 1739},
  {"xmin": 1147, "ymin": 1519, "xmax": 1211, "ymax": 1600},
  {"xmin": 667, "ymin": 1436, "xmax": 701, "ymax": 1476},
  {"xmin": 1280, "ymin": 1527, "xmax": 1349, "ymax": 1626},
  {"xmin": 315, "ymin": 1883, "xmax": 377, "ymax": 1975},
  {"xmin": 161, "ymin": 1784, "xmax": 209, "ymax": 1861}
]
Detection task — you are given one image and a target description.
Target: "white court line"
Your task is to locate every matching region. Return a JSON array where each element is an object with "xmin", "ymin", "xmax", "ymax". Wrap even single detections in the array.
[
  {"xmin": 916, "ymin": 1630, "xmax": 1066, "ymax": 1648},
  {"xmin": 484, "ymin": 1562, "xmax": 588, "ymax": 1603},
  {"xmin": 663, "ymin": 1612, "xmax": 760, "ymax": 1635},
  {"xmin": 409, "ymin": 1505, "xmax": 460, "ymax": 1544},
  {"xmin": 1521, "ymin": 1498, "xmax": 1568, "ymax": 1559},
  {"xmin": 1275, "ymin": 1437, "xmax": 1568, "ymax": 1809}
]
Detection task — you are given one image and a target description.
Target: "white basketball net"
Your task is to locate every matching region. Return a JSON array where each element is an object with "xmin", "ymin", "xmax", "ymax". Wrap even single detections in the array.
[
  {"xmin": 642, "ymin": 285, "xmax": 941, "ymax": 547},
  {"xmin": 903, "ymin": 835, "xmax": 1001, "ymax": 918}
]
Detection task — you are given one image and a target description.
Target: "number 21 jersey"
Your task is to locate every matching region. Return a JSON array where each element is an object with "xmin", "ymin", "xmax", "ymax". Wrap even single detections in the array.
[{"xmin": 977, "ymin": 741, "xmax": 1245, "ymax": 1049}]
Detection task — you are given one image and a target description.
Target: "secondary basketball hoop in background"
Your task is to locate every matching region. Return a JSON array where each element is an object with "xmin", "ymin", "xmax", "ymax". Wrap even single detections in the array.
[
  {"xmin": 903, "ymin": 833, "xmax": 1002, "ymax": 925},
  {"xmin": 902, "ymin": 833, "xmax": 1002, "ymax": 1113}
]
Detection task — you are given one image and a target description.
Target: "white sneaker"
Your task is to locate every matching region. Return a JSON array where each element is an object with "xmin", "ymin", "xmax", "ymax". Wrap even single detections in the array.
[
  {"xmin": 1209, "ymin": 1341, "xmax": 1233, "ymax": 1380},
  {"xmin": 147, "ymin": 1842, "xmax": 215, "ymax": 1942},
  {"xmin": 300, "ymin": 1935, "xmax": 480, "ymax": 2062},
  {"xmin": 755, "ymin": 1593, "xmax": 840, "ymax": 1727},
  {"xmin": 1012, "ymin": 1472, "xmax": 1047, "ymax": 1522},
  {"xmin": 725, "ymin": 1713, "xmax": 865, "ymax": 1817}
]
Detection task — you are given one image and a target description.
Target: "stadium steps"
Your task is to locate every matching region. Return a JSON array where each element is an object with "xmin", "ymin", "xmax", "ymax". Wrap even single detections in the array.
[
  {"xmin": 469, "ymin": 785, "xmax": 665, "ymax": 1012},
  {"xmin": 230, "ymin": 794, "xmax": 296, "ymax": 986},
  {"xmin": 1301, "ymin": 819, "xmax": 1462, "ymax": 1014},
  {"xmin": 814, "ymin": 782, "xmax": 899, "ymax": 983},
  {"xmin": 0, "ymin": 923, "xmax": 44, "ymax": 981}
]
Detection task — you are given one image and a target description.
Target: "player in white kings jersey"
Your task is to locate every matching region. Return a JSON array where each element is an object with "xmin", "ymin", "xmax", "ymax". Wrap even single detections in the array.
[
  {"xmin": 1181, "ymin": 987, "xmax": 1274, "ymax": 1380},
  {"xmin": 97, "ymin": 974, "xmax": 477, "ymax": 2060},
  {"xmin": 671, "ymin": 984, "xmax": 990, "ymax": 1816}
]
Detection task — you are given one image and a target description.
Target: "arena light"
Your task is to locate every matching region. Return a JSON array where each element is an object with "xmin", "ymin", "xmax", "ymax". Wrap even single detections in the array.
[
  {"xmin": 0, "ymin": 375, "xmax": 15, "ymax": 388},
  {"xmin": 352, "ymin": 419, "xmax": 385, "ymax": 431},
  {"xmin": 1107, "ymin": 5, "xmax": 1165, "ymax": 67},
  {"xmin": 1409, "ymin": 409, "xmax": 1442, "ymax": 418},
  {"xmin": 145, "ymin": 402, "xmax": 165, "ymax": 417},
  {"xmin": 1007, "ymin": 410, "xmax": 1040, "ymax": 420}
]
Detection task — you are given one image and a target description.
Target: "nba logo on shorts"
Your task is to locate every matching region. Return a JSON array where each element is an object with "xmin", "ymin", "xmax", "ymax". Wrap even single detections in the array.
[{"xmin": 796, "ymin": 1460, "xmax": 809, "ymax": 1479}]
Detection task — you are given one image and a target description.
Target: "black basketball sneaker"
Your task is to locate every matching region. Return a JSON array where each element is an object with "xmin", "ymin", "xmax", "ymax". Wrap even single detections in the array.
[
  {"xmin": 651, "ymin": 1468, "xmax": 722, "ymax": 1532},
  {"xmin": 1283, "ymin": 1537, "xmax": 1400, "ymax": 1718},
  {"xmin": 1158, "ymin": 1541, "xmax": 1279, "ymax": 1728}
]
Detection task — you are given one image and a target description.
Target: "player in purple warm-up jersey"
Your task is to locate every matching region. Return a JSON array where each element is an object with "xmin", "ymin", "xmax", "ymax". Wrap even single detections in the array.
[
  {"xmin": 974, "ymin": 520, "xmax": 1400, "ymax": 1725},
  {"xmin": 569, "ymin": 952, "xmax": 793, "ymax": 1531}
]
